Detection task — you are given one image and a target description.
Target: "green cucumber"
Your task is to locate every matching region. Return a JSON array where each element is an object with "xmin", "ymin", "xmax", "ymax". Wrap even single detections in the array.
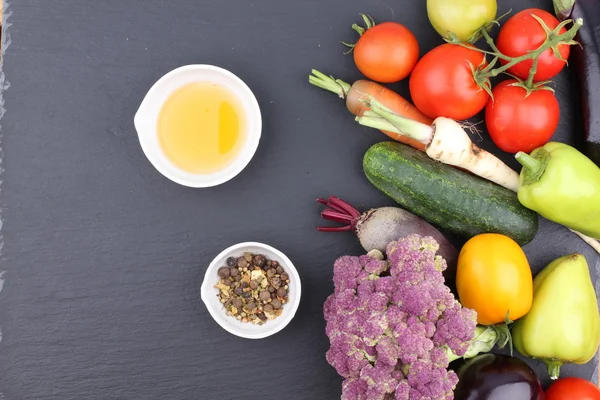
[{"xmin": 363, "ymin": 142, "xmax": 538, "ymax": 246}]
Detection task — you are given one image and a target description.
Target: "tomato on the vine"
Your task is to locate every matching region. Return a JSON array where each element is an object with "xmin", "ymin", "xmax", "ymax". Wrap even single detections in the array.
[
  {"xmin": 545, "ymin": 377, "xmax": 600, "ymax": 400},
  {"xmin": 353, "ymin": 22, "xmax": 420, "ymax": 83},
  {"xmin": 427, "ymin": 0, "xmax": 497, "ymax": 42},
  {"xmin": 496, "ymin": 8, "xmax": 570, "ymax": 81},
  {"xmin": 485, "ymin": 79, "xmax": 560, "ymax": 154},
  {"xmin": 409, "ymin": 43, "xmax": 489, "ymax": 120}
]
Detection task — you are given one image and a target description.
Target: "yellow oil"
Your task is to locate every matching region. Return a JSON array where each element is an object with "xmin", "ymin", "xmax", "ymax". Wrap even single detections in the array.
[{"xmin": 157, "ymin": 81, "xmax": 246, "ymax": 174}]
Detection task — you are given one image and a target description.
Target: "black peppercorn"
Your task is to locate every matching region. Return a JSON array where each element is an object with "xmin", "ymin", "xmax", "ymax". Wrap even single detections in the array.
[
  {"xmin": 258, "ymin": 313, "xmax": 267, "ymax": 321},
  {"xmin": 241, "ymin": 282, "xmax": 249, "ymax": 289},
  {"xmin": 242, "ymin": 292, "xmax": 251, "ymax": 299},
  {"xmin": 234, "ymin": 287, "xmax": 243, "ymax": 296},
  {"xmin": 227, "ymin": 257, "xmax": 237, "ymax": 267}
]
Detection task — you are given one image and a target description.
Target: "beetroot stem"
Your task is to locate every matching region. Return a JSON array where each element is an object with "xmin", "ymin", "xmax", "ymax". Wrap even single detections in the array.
[
  {"xmin": 328, "ymin": 196, "xmax": 361, "ymax": 218},
  {"xmin": 321, "ymin": 210, "xmax": 354, "ymax": 224},
  {"xmin": 316, "ymin": 226, "xmax": 353, "ymax": 232},
  {"xmin": 317, "ymin": 197, "xmax": 348, "ymax": 214}
]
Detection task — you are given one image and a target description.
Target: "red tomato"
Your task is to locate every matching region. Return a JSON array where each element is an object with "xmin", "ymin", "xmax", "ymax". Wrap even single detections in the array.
[
  {"xmin": 485, "ymin": 79, "xmax": 559, "ymax": 153},
  {"xmin": 496, "ymin": 9, "xmax": 570, "ymax": 81},
  {"xmin": 545, "ymin": 377, "xmax": 600, "ymax": 400},
  {"xmin": 354, "ymin": 22, "xmax": 420, "ymax": 83},
  {"xmin": 409, "ymin": 43, "xmax": 489, "ymax": 120}
]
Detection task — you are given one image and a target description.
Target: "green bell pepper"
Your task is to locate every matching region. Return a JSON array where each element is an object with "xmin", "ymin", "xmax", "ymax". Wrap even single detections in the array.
[
  {"xmin": 512, "ymin": 253, "xmax": 600, "ymax": 379},
  {"xmin": 515, "ymin": 142, "xmax": 600, "ymax": 239}
]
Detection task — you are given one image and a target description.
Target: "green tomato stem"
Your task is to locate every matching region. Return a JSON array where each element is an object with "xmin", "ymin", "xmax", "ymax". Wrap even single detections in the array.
[
  {"xmin": 482, "ymin": 29, "xmax": 510, "ymax": 61},
  {"xmin": 482, "ymin": 17, "xmax": 583, "ymax": 79},
  {"xmin": 525, "ymin": 56, "xmax": 540, "ymax": 88}
]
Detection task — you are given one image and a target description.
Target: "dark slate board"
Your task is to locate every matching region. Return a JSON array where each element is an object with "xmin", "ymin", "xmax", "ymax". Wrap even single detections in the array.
[{"xmin": 0, "ymin": 0, "xmax": 597, "ymax": 399}]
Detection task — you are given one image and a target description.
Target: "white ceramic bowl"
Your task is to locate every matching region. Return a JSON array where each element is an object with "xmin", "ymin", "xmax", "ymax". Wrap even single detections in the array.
[
  {"xmin": 133, "ymin": 65, "xmax": 262, "ymax": 188},
  {"xmin": 201, "ymin": 242, "xmax": 301, "ymax": 339}
]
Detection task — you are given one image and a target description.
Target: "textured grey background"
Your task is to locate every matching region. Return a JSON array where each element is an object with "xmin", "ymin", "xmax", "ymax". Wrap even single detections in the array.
[{"xmin": 0, "ymin": 0, "xmax": 597, "ymax": 399}]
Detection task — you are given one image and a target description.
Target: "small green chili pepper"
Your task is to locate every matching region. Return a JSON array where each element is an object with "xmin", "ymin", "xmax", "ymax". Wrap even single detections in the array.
[{"xmin": 515, "ymin": 142, "xmax": 600, "ymax": 239}]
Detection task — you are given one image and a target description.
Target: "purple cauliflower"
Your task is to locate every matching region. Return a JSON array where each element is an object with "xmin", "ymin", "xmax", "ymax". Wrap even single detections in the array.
[{"xmin": 324, "ymin": 234, "xmax": 497, "ymax": 400}]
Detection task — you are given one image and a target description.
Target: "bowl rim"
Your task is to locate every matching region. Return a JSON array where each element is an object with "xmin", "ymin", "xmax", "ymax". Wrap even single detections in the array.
[
  {"xmin": 133, "ymin": 64, "xmax": 262, "ymax": 188},
  {"xmin": 200, "ymin": 241, "xmax": 302, "ymax": 339}
]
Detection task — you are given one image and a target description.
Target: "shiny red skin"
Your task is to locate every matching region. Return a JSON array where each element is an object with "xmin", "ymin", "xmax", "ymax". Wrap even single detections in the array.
[
  {"xmin": 485, "ymin": 79, "xmax": 560, "ymax": 153},
  {"xmin": 545, "ymin": 377, "xmax": 600, "ymax": 400},
  {"xmin": 409, "ymin": 43, "xmax": 489, "ymax": 120},
  {"xmin": 496, "ymin": 8, "xmax": 570, "ymax": 81}
]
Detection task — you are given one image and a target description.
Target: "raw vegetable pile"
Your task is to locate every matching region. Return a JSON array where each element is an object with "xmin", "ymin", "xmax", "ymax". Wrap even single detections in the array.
[{"xmin": 309, "ymin": 0, "xmax": 600, "ymax": 398}]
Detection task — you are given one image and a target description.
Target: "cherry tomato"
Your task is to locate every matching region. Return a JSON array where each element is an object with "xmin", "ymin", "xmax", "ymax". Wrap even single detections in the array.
[
  {"xmin": 546, "ymin": 377, "xmax": 600, "ymax": 400},
  {"xmin": 353, "ymin": 22, "xmax": 420, "ymax": 83},
  {"xmin": 496, "ymin": 9, "xmax": 570, "ymax": 81},
  {"xmin": 485, "ymin": 79, "xmax": 560, "ymax": 153},
  {"xmin": 409, "ymin": 43, "xmax": 489, "ymax": 120},
  {"xmin": 456, "ymin": 233, "xmax": 533, "ymax": 326},
  {"xmin": 427, "ymin": 0, "xmax": 497, "ymax": 42}
]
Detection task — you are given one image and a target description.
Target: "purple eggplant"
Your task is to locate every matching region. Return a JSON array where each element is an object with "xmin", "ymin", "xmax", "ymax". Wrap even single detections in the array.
[
  {"xmin": 554, "ymin": 0, "xmax": 600, "ymax": 166},
  {"xmin": 453, "ymin": 354, "xmax": 545, "ymax": 400}
]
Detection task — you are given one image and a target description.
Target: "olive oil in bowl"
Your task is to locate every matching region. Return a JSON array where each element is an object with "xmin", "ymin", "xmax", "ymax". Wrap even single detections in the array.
[{"xmin": 157, "ymin": 81, "xmax": 247, "ymax": 175}]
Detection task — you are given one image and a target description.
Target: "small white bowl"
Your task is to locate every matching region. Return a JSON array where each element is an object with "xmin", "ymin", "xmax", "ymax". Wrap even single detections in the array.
[
  {"xmin": 200, "ymin": 242, "xmax": 301, "ymax": 339},
  {"xmin": 133, "ymin": 65, "xmax": 262, "ymax": 188}
]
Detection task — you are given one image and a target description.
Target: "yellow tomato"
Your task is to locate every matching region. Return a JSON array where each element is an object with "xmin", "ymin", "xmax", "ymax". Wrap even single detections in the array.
[{"xmin": 456, "ymin": 233, "xmax": 533, "ymax": 325}]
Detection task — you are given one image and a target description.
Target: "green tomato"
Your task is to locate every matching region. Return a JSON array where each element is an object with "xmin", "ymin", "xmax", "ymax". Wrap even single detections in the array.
[{"xmin": 427, "ymin": 0, "xmax": 497, "ymax": 42}]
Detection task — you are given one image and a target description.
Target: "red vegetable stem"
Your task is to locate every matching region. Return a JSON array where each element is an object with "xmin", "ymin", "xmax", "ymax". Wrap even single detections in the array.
[
  {"xmin": 327, "ymin": 196, "xmax": 361, "ymax": 218},
  {"xmin": 316, "ymin": 226, "xmax": 353, "ymax": 232},
  {"xmin": 321, "ymin": 210, "xmax": 355, "ymax": 224},
  {"xmin": 317, "ymin": 197, "xmax": 348, "ymax": 214}
]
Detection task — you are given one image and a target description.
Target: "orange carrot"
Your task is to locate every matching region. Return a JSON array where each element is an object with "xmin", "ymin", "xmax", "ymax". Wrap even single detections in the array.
[{"xmin": 309, "ymin": 70, "xmax": 432, "ymax": 151}]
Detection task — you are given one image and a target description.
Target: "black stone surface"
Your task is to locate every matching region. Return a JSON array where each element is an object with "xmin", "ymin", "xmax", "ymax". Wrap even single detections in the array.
[{"xmin": 0, "ymin": 0, "xmax": 597, "ymax": 399}]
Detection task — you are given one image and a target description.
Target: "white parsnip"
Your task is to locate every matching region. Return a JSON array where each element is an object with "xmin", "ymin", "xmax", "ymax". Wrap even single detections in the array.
[{"xmin": 426, "ymin": 117, "xmax": 520, "ymax": 192}]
